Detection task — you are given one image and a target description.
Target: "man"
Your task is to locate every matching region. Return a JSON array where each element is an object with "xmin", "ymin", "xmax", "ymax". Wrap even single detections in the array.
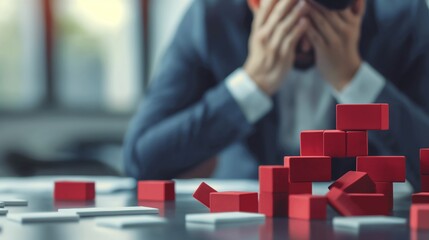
[{"xmin": 124, "ymin": 0, "xmax": 429, "ymax": 191}]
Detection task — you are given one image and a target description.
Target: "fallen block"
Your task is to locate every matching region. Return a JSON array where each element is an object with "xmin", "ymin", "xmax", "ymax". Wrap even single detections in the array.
[
  {"xmin": 356, "ymin": 156, "xmax": 406, "ymax": 182},
  {"xmin": 336, "ymin": 104, "xmax": 389, "ymax": 130},
  {"xmin": 284, "ymin": 156, "xmax": 332, "ymax": 182},
  {"xmin": 328, "ymin": 171, "xmax": 376, "ymax": 193},
  {"xmin": 289, "ymin": 195, "xmax": 327, "ymax": 220},
  {"xmin": 193, "ymin": 182, "xmax": 217, "ymax": 208},
  {"xmin": 422, "ymin": 175, "xmax": 429, "ymax": 192},
  {"xmin": 323, "ymin": 130, "xmax": 346, "ymax": 157},
  {"xmin": 259, "ymin": 192, "xmax": 288, "ymax": 217},
  {"xmin": 259, "ymin": 166, "xmax": 289, "ymax": 193},
  {"xmin": 138, "ymin": 181, "xmax": 175, "ymax": 201},
  {"xmin": 375, "ymin": 182, "xmax": 394, "ymax": 211},
  {"xmin": 54, "ymin": 181, "xmax": 95, "ymax": 201},
  {"xmin": 412, "ymin": 193, "xmax": 429, "ymax": 204},
  {"xmin": 346, "ymin": 131, "xmax": 368, "ymax": 157},
  {"xmin": 421, "ymin": 149, "xmax": 429, "ymax": 174},
  {"xmin": 410, "ymin": 204, "xmax": 429, "ymax": 230},
  {"xmin": 290, "ymin": 182, "xmax": 312, "ymax": 195},
  {"xmin": 327, "ymin": 188, "xmax": 362, "ymax": 216},
  {"xmin": 348, "ymin": 193, "xmax": 391, "ymax": 215},
  {"xmin": 210, "ymin": 192, "xmax": 258, "ymax": 213},
  {"xmin": 300, "ymin": 130, "xmax": 324, "ymax": 156}
]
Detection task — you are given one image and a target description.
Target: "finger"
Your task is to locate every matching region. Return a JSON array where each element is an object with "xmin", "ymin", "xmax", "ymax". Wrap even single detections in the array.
[
  {"xmin": 259, "ymin": 0, "xmax": 299, "ymax": 38},
  {"xmin": 254, "ymin": 0, "xmax": 278, "ymax": 28},
  {"xmin": 269, "ymin": 1, "xmax": 309, "ymax": 52},
  {"xmin": 307, "ymin": 6, "xmax": 339, "ymax": 46},
  {"xmin": 306, "ymin": 20, "xmax": 326, "ymax": 47},
  {"xmin": 351, "ymin": 0, "xmax": 366, "ymax": 17},
  {"xmin": 307, "ymin": 2, "xmax": 347, "ymax": 34},
  {"xmin": 279, "ymin": 18, "xmax": 309, "ymax": 57}
]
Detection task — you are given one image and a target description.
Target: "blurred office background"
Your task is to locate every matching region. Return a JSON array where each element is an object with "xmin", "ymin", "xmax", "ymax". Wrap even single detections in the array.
[
  {"xmin": 0, "ymin": 0, "xmax": 428, "ymax": 178},
  {"xmin": 0, "ymin": 0, "xmax": 192, "ymax": 177}
]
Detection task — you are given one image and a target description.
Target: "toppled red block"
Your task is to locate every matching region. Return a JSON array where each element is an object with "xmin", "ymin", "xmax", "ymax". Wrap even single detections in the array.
[
  {"xmin": 329, "ymin": 171, "xmax": 376, "ymax": 193},
  {"xmin": 327, "ymin": 188, "xmax": 362, "ymax": 216},
  {"xmin": 356, "ymin": 156, "xmax": 406, "ymax": 182},
  {"xmin": 290, "ymin": 182, "xmax": 313, "ymax": 194},
  {"xmin": 284, "ymin": 156, "xmax": 332, "ymax": 182},
  {"xmin": 410, "ymin": 204, "xmax": 429, "ymax": 230},
  {"xmin": 421, "ymin": 149, "xmax": 429, "ymax": 174},
  {"xmin": 300, "ymin": 131, "xmax": 324, "ymax": 156},
  {"xmin": 259, "ymin": 166, "xmax": 289, "ymax": 193},
  {"xmin": 346, "ymin": 131, "xmax": 368, "ymax": 157},
  {"xmin": 412, "ymin": 193, "xmax": 429, "ymax": 204},
  {"xmin": 193, "ymin": 182, "xmax": 217, "ymax": 208},
  {"xmin": 54, "ymin": 181, "xmax": 95, "ymax": 201},
  {"xmin": 138, "ymin": 180, "xmax": 175, "ymax": 201},
  {"xmin": 289, "ymin": 195, "xmax": 327, "ymax": 220},
  {"xmin": 259, "ymin": 192, "xmax": 289, "ymax": 217},
  {"xmin": 375, "ymin": 182, "xmax": 394, "ymax": 211},
  {"xmin": 210, "ymin": 192, "xmax": 258, "ymax": 213},
  {"xmin": 336, "ymin": 104, "xmax": 389, "ymax": 130},
  {"xmin": 422, "ymin": 175, "xmax": 429, "ymax": 192},
  {"xmin": 348, "ymin": 193, "xmax": 390, "ymax": 215},
  {"xmin": 323, "ymin": 130, "xmax": 346, "ymax": 157}
]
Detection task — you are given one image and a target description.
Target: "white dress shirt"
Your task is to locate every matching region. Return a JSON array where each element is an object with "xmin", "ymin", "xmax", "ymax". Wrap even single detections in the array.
[{"xmin": 225, "ymin": 62, "xmax": 386, "ymax": 153}]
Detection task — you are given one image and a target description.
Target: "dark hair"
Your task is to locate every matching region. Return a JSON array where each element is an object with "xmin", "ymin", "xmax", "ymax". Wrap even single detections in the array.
[{"xmin": 314, "ymin": 0, "xmax": 354, "ymax": 10}]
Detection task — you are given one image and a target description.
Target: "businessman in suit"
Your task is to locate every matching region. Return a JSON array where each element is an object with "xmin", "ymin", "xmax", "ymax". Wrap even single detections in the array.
[{"xmin": 124, "ymin": 0, "xmax": 429, "ymax": 191}]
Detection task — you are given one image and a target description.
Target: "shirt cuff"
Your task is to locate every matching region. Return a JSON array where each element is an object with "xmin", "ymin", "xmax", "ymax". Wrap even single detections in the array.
[
  {"xmin": 332, "ymin": 62, "xmax": 386, "ymax": 104},
  {"xmin": 225, "ymin": 69, "xmax": 273, "ymax": 123}
]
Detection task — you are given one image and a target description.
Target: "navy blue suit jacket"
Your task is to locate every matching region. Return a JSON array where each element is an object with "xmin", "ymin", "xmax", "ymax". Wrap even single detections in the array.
[{"xmin": 124, "ymin": 0, "xmax": 429, "ymax": 191}]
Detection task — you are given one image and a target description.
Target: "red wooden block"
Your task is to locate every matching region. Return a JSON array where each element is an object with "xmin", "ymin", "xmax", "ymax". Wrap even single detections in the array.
[
  {"xmin": 323, "ymin": 130, "xmax": 346, "ymax": 157},
  {"xmin": 410, "ymin": 204, "xmax": 429, "ymax": 230},
  {"xmin": 290, "ymin": 182, "xmax": 312, "ymax": 194},
  {"xmin": 210, "ymin": 192, "xmax": 258, "ymax": 213},
  {"xmin": 336, "ymin": 104, "xmax": 389, "ymax": 130},
  {"xmin": 259, "ymin": 192, "xmax": 288, "ymax": 217},
  {"xmin": 193, "ymin": 182, "xmax": 217, "ymax": 208},
  {"xmin": 138, "ymin": 181, "xmax": 175, "ymax": 201},
  {"xmin": 348, "ymin": 193, "xmax": 391, "ymax": 215},
  {"xmin": 375, "ymin": 182, "xmax": 393, "ymax": 211},
  {"xmin": 289, "ymin": 195, "xmax": 327, "ymax": 220},
  {"xmin": 421, "ymin": 149, "xmax": 429, "ymax": 174},
  {"xmin": 329, "ymin": 171, "xmax": 376, "ymax": 193},
  {"xmin": 327, "ymin": 188, "xmax": 362, "ymax": 216},
  {"xmin": 422, "ymin": 175, "xmax": 429, "ymax": 192},
  {"xmin": 346, "ymin": 131, "xmax": 368, "ymax": 157},
  {"xmin": 54, "ymin": 181, "xmax": 95, "ymax": 201},
  {"xmin": 356, "ymin": 156, "xmax": 406, "ymax": 182},
  {"xmin": 284, "ymin": 156, "xmax": 332, "ymax": 182},
  {"xmin": 412, "ymin": 193, "xmax": 429, "ymax": 204},
  {"xmin": 259, "ymin": 166, "xmax": 289, "ymax": 193},
  {"xmin": 300, "ymin": 131, "xmax": 324, "ymax": 156}
]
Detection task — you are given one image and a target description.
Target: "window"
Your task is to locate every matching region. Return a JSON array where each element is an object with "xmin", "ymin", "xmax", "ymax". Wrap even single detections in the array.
[
  {"xmin": 53, "ymin": 0, "xmax": 143, "ymax": 113},
  {"xmin": 0, "ymin": 0, "xmax": 45, "ymax": 110},
  {"xmin": 0, "ymin": 0, "xmax": 144, "ymax": 114}
]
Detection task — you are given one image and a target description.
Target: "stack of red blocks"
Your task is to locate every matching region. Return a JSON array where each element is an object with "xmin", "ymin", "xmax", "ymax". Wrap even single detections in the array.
[
  {"xmin": 192, "ymin": 104, "xmax": 408, "ymax": 220},
  {"xmin": 410, "ymin": 148, "xmax": 429, "ymax": 230}
]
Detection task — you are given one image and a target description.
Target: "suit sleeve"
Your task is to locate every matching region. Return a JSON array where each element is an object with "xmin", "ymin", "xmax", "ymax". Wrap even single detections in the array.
[
  {"xmin": 368, "ymin": 0, "xmax": 429, "ymax": 191},
  {"xmin": 123, "ymin": 2, "xmax": 253, "ymax": 180}
]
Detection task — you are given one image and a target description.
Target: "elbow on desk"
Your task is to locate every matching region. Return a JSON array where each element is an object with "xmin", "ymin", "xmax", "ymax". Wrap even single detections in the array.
[{"xmin": 123, "ymin": 135, "xmax": 171, "ymax": 180}]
